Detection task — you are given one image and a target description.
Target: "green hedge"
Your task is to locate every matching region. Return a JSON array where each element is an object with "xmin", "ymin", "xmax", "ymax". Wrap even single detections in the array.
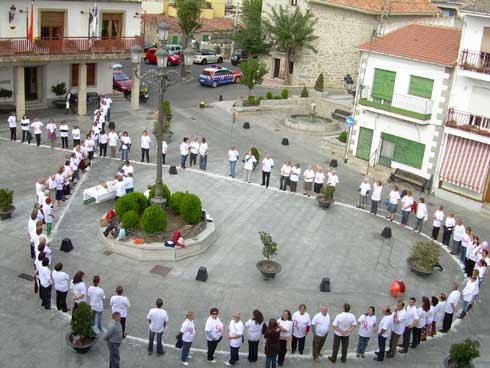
[
  {"xmin": 121, "ymin": 210, "xmax": 140, "ymax": 230},
  {"xmin": 266, "ymin": 91, "xmax": 273, "ymax": 99},
  {"xmin": 180, "ymin": 193, "xmax": 202, "ymax": 225},
  {"xmin": 168, "ymin": 191, "xmax": 186, "ymax": 213},
  {"xmin": 251, "ymin": 147, "xmax": 260, "ymax": 162},
  {"xmin": 115, "ymin": 192, "xmax": 147, "ymax": 218},
  {"xmin": 149, "ymin": 183, "xmax": 171, "ymax": 202},
  {"xmin": 142, "ymin": 205, "xmax": 167, "ymax": 233},
  {"xmin": 301, "ymin": 86, "xmax": 309, "ymax": 98},
  {"xmin": 281, "ymin": 88, "xmax": 289, "ymax": 99}
]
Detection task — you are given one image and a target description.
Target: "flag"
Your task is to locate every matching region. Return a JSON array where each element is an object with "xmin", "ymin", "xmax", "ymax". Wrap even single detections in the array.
[
  {"xmin": 90, "ymin": 3, "xmax": 98, "ymax": 37},
  {"xmin": 28, "ymin": 1, "xmax": 34, "ymax": 42}
]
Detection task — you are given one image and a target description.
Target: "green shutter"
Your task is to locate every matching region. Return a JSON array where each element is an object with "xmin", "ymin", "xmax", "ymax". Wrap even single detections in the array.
[
  {"xmin": 372, "ymin": 69, "xmax": 396, "ymax": 102},
  {"xmin": 202, "ymin": 34, "xmax": 209, "ymax": 42},
  {"xmin": 356, "ymin": 127, "xmax": 374, "ymax": 160},
  {"xmin": 171, "ymin": 35, "xmax": 178, "ymax": 44},
  {"xmin": 409, "ymin": 76, "xmax": 434, "ymax": 99},
  {"xmin": 381, "ymin": 133, "xmax": 425, "ymax": 169}
]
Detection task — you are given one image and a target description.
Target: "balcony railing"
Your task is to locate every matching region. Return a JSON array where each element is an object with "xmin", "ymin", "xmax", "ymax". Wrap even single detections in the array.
[
  {"xmin": 359, "ymin": 87, "xmax": 433, "ymax": 121},
  {"xmin": 0, "ymin": 37, "xmax": 143, "ymax": 57},
  {"xmin": 459, "ymin": 49, "xmax": 490, "ymax": 75},
  {"xmin": 445, "ymin": 108, "xmax": 490, "ymax": 137}
]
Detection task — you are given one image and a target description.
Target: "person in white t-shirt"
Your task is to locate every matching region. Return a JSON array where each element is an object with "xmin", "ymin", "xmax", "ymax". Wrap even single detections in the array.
[
  {"xmin": 358, "ymin": 177, "xmax": 371, "ymax": 209},
  {"xmin": 441, "ymin": 282, "xmax": 460, "ymax": 332},
  {"xmin": 460, "ymin": 270, "xmax": 480, "ymax": 319},
  {"xmin": 328, "ymin": 303, "xmax": 357, "ymax": 363},
  {"xmin": 261, "ymin": 154, "xmax": 274, "ymax": 188},
  {"xmin": 432, "ymin": 293, "xmax": 446, "ymax": 335},
  {"xmin": 31, "ymin": 118, "xmax": 44, "ymax": 146},
  {"xmin": 52, "ymin": 262, "xmax": 70, "ymax": 312},
  {"xmin": 411, "ymin": 297, "xmax": 430, "ymax": 348},
  {"xmin": 451, "ymin": 219, "xmax": 465, "ymax": 256},
  {"xmin": 327, "ymin": 169, "xmax": 340, "ymax": 187},
  {"xmin": 46, "ymin": 119, "xmax": 57, "ymax": 149},
  {"xmin": 21, "ymin": 114, "xmax": 31, "ymax": 143},
  {"xmin": 303, "ymin": 165, "xmax": 315, "ymax": 197},
  {"xmin": 38, "ymin": 258, "xmax": 52, "ymax": 309},
  {"xmin": 400, "ymin": 190, "xmax": 414, "ymax": 226},
  {"xmin": 386, "ymin": 301, "xmax": 406, "ymax": 358},
  {"xmin": 59, "ymin": 121, "xmax": 69, "ymax": 148},
  {"xmin": 313, "ymin": 166, "xmax": 326, "ymax": 194},
  {"xmin": 110, "ymin": 285, "xmax": 131, "ymax": 337},
  {"xmin": 460, "ymin": 226, "xmax": 472, "ymax": 263},
  {"xmin": 311, "ymin": 305, "xmax": 330, "ymax": 360},
  {"xmin": 387, "ymin": 185, "xmax": 400, "ymax": 221},
  {"xmin": 356, "ymin": 306, "xmax": 377, "ymax": 358},
  {"xmin": 374, "ymin": 306, "xmax": 393, "ymax": 362},
  {"xmin": 70, "ymin": 271, "xmax": 87, "ymax": 311},
  {"xmin": 442, "ymin": 211, "xmax": 456, "ymax": 246},
  {"xmin": 88, "ymin": 275, "xmax": 105, "ymax": 333},
  {"xmin": 243, "ymin": 150, "xmax": 257, "ymax": 183},
  {"xmin": 7, "ymin": 111, "xmax": 17, "ymax": 141},
  {"xmin": 431, "ymin": 205, "xmax": 444, "ymax": 241},
  {"xmin": 414, "ymin": 197, "xmax": 428, "ymax": 233},
  {"xmin": 289, "ymin": 163, "xmax": 301, "ymax": 193},
  {"xmin": 226, "ymin": 313, "xmax": 245, "ymax": 366},
  {"xmin": 189, "ymin": 137, "xmax": 200, "ymax": 167},
  {"xmin": 291, "ymin": 304, "xmax": 311, "ymax": 355},
  {"xmin": 180, "ymin": 311, "xmax": 196, "ymax": 365},
  {"xmin": 180, "ymin": 137, "xmax": 190, "ymax": 169},
  {"xmin": 370, "ymin": 180, "xmax": 383, "ymax": 215},
  {"xmin": 245, "ymin": 309, "xmax": 266, "ymax": 363},
  {"xmin": 115, "ymin": 175, "xmax": 127, "ymax": 200},
  {"xmin": 277, "ymin": 310, "xmax": 293, "ymax": 366},
  {"xmin": 147, "ymin": 298, "xmax": 169, "ymax": 355},
  {"xmin": 72, "ymin": 125, "xmax": 81, "ymax": 147},
  {"xmin": 120, "ymin": 131, "xmax": 131, "ymax": 161},
  {"xmin": 140, "ymin": 130, "xmax": 151, "ymax": 163},
  {"xmin": 205, "ymin": 307, "xmax": 224, "ymax": 363},
  {"xmin": 199, "ymin": 137, "xmax": 208, "ymax": 170},
  {"xmin": 161, "ymin": 139, "xmax": 168, "ymax": 165},
  {"xmin": 122, "ymin": 160, "xmax": 134, "ymax": 177},
  {"xmin": 279, "ymin": 160, "xmax": 291, "ymax": 191},
  {"xmin": 108, "ymin": 129, "xmax": 119, "ymax": 158},
  {"xmin": 98, "ymin": 129, "xmax": 108, "ymax": 157},
  {"xmin": 228, "ymin": 145, "xmax": 239, "ymax": 178}
]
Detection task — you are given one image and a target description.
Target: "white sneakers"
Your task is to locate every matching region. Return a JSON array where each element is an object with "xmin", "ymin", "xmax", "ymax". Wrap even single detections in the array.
[{"xmin": 181, "ymin": 362, "xmax": 189, "ymax": 366}]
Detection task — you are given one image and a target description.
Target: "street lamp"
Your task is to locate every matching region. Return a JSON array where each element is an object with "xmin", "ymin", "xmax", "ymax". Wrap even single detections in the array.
[
  {"xmin": 343, "ymin": 74, "xmax": 354, "ymax": 95},
  {"xmin": 130, "ymin": 44, "xmax": 142, "ymax": 64},
  {"xmin": 183, "ymin": 46, "xmax": 194, "ymax": 77},
  {"xmin": 155, "ymin": 47, "xmax": 169, "ymax": 68},
  {"xmin": 158, "ymin": 21, "xmax": 170, "ymax": 44}
]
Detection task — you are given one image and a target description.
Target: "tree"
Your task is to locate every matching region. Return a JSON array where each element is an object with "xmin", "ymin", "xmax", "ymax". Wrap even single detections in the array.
[
  {"xmin": 175, "ymin": 0, "xmax": 203, "ymax": 77},
  {"xmin": 239, "ymin": 59, "xmax": 268, "ymax": 97},
  {"xmin": 263, "ymin": 5, "xmax": 318, "ymax": 85},
  {"xmin": 234, "ymin": 0, "xmax": 270, "ymax": 56}
]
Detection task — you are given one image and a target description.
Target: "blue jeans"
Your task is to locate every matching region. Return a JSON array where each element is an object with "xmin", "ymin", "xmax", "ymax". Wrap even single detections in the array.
[
  {"xmin": 229, "ymin": 160, "xmax": 237, "ymax": 178},
  {"xmin": 452, "ymin": 240, "xmax": 461, "ymax": 255},
  {"xmin": 265, "ymin": 353, "xmax": 277, "ymax": 368},
  {"xmin": 401, "ymin": 210, "xmax": 410, "ymax": 225},
  {"xmin": 121, "ymin": 149, "xmax": 129, "ymax": 161},
  {"xmin": 181, "ymin": 341, "xmax": 192, "ymax": 362},
  {"xmin": 460, "ymin": 247, "xmax": 467, "ymax": 263},
  {"xmin": 414, "ymin": 217, "xmax": 424, "ymax": 232},
  {"xmin": 356, "ymin": 335, "xmax": 370, "ymax": 354},
  {"xmin": 462, "ymin": 300, "xmax": 471, "ymax": 313},
  {"xmin": 199, "ymin": 155, "xmax": 207, "ymax": 170},
  {"xmin": 181, "ymin": 154, "xmax": 188, "ymax": 168},
  {"xmin": 148, "ymin": 331, "xmax": 164, "ymax": 354},
  {"xmin": 377, "ymin": 335, "xmax": 387, "ymax": 361},
  {"xmin": 93, "ymin": 310, "xmax": 103, "ymax": 332}
]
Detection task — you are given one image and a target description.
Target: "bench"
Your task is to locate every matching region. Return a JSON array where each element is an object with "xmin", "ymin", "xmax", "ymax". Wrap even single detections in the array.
[
  {"xmin": 388, "ymin": 168, "xmax": 428, "ymax": 192},
  {"xmin": 331, "ymin": 109, "xmax": 351, "ymax": 122}
]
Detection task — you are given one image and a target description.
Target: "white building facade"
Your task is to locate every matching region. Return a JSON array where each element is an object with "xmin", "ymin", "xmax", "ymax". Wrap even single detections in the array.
[{"xmin": 0, "ymin": 0, "xmax": 142, "ymax": 116}]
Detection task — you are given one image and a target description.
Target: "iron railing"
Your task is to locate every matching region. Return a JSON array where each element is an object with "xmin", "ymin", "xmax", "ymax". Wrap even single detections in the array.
[
  {"xmin": 445, "ymin": 108, "xmax": 490, "ymax": 137},
  {"xmin": 459, "ymin": 49, "xmax": 490, "ymax": 75}
]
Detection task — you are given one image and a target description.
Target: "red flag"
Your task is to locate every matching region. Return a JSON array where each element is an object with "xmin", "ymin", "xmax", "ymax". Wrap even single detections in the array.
[{"xmin": 28, "ymin": 1, "xmax": 34, "ymax": 42}]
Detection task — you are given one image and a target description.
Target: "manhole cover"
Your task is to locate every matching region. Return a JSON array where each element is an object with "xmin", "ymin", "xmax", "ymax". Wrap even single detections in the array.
[
  {"xmin": 18, "ymin": 273, "xmax": 35, "ymax": 281},
  {"xmin": 150, "ymin": 265, "xmax": 172, "ymax": 277}
]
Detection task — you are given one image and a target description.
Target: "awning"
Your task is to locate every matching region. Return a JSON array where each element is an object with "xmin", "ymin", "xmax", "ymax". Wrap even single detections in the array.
[{"xmin": 439, "ymin": 135, "xmax": 490, "ymax": 193}]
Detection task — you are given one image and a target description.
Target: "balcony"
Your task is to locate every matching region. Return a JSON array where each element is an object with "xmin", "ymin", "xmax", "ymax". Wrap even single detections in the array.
[
  {"xmin": 359, "ymin": 87, "xmax": 433, "ymax": 121},
  {"xmin": 0, "ymin": 37, "xmax": 143, "ymax": 57},
  {"xmin": 459, "ymin": 49, "xmax": 490, "ymax": 75},
  {"xmin": 444, "ymin": 108, "xmax": 490, "ymax": 137}
]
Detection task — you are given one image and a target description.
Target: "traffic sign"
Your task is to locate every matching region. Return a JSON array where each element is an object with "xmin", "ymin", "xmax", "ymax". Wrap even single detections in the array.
[{"xmin": 345, "ymin": 116, "xmax": 355, "ymax": 127}]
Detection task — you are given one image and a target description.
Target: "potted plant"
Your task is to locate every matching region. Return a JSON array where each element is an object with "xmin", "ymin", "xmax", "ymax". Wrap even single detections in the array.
[
  {"xmin": 65, "ymin": 301, "xmax": 98, "ymax": 354},
  {"xmin": 51, "ymin": 82, "xmax": 67, "ymax": 108},
  {"xmin": 256, "ymin": 231, "xmax": 281, "ymax": 279},
  {"xmin": 445, "ymin": 339, "xmax": 480, "ymax": 368},
  {"xmin": 0, "ymin": 188, "xmax": 14, "ymax": 220},
  {"xmin": 407, "ymin": 241, "xmax": 441, "ymax": 277},
  {"xmin": 317, "ymin": 185, "xmax": 335, "ymax": 208},
  {"xmin": 0, "ymin": 88, "xmax": 13, "ymax": 101}
]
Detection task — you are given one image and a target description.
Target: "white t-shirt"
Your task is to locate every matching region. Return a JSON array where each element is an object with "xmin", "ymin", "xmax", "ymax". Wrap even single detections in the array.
[
  {"xmin": 445, "ymin": 290, "xmax": 460, "ymax": 314},
  {"xmin": 327, "ymin": 172, "xmax": 339, "ymax": 187},
  {"xmin": 180, "ymin": 142, "xmax": 189, "ymax": 155},
  {"xmin": 120, "ymin": 135, "xmax": 131, "ymax": 149},
  {"xmin": 52, "ymin": 270, "xmax": 69, "ymax": 292},
  {"xmin": 122, "ymin": 165, "xmax": 134, "ymax": 176},
  {"xmin": 359, "ymin": 182, "xmax": 371, "ymax": 196},
  {"xmin": 389, "ymin": 190, "xmax": 400, "ymax": 204},
  {"xmin": 31, "ymin": 120, "xmax": 44, "ymax": 134},
  {"xmin": 401, "ymin": 195, "xmax": 414, "ymax": 212},
  {"xmin": 190, "ymin": 141, "xmax": 200, "ymax": 154},
  {"xmin": 462, "ymin": 279, "xmax": 479, "ymax": 301},
  {"xmin": 21, "ymin": 118, "xmax": 30, "ymax": 130},
  {"xmin": 8, "ymin": 115, "xmax": 16, "ymax": 128},
  {"xmin": 88, "ymin": 286, "xmax": 105, "ymax": 312},
  {"xmin": 147, "ymin": 308, "xmax": 169, "ymax": 333},
  {"xmin": 108, "ymin": 132, "xmax": 119, "ymax": 146},
  {"xmin": 278, "ymin": 319, "xmax": 292, "ymax": 338},
  {"xmin": 181, "ymin": 319, "xmax": 196, "ymax": 342},
  {"xmin": 205, "ymin": 317, "xmax": 223, "ymax": 341},
  {"xmin": 141, "ymin": 135, "xmax": 151, "ymax": 149},
  {"xmin": 38, "ymin": 265, "xmax": 52, "ymax": 287},
  {"xmin": 378, "ymin": 315, "xmax": 393, "ymax": 338},
  {"xmin": 245, "ymin": 319, "xmax": 265, "ymax": 341},
  {"xmin": 70, "ymin": 281, "xmax": 87, "ymax": 302},
  {"xmin": 303, "ymin": 169, "xmax": 314, "ymax": 183},
  {"xmin": 405, "ymin": 305, "xmax": 417, "ymax": 326},
  {"xmin": 416, "ymin": 203, "xmax": 428, "ymax": 220},
  {"xmin": 434, "ymin": 301, "xmax": 446, "ymax": 323},
  {"xmin": 391, "ymin": 309, "xmax": 407, "ymax": 335},
  {"xmin": 371, "ymin": 184, "xmax": 383, "ymax": 201},
  {"xmin": 116, "ymin": 181, "xmax": 127, "ymax": 197},
  {"xmin": 243, "ymin": 154, "xmax": 257, "ymax": 171},
  {"xmin": 110, "ymin": 295, "xmax": 130, "ymax": 317},
  {"xmin": 99, "ymin": 133, "xmax": 108, "ymax": 145},
  {"xmin": 311, "ymin": 312, "xmax": 330, "ymax": 337},
  {"xmin": 314, "ymin": 172, "xmax": 326, "ymax": 184},
  {"xmin": 262, "ymin": 158, "xmax": 274, "ymax": 172},
  {"xmin": 228, "ymin": 320, "xmax": 245, "ymax": 348},
  {"xmin": 72, "ymin": 128, "xmax": 81, "ymax": 140},
  {"xmin": 358, "ymin": 314, "xmax": 377, "ymax": 338},
  {"xmin": 290, "ymin": 167, "xmax": 301, "ymax": 182},
  {"xmin": 292, "ymin": 311, "xmax": 311, "ymax": 338},
  {"xmin": 453, "ymin": 225, "xmax": 465, "ymax": 242},
  {"xmin": 433, "ymin": 210, "xmax": 444, "ymax": 227},
  {"xmin": 199, "ymin": 142, "xmax": 208, "ymax": 156},
  {"xmin": 332, "ymin": 312, "xmax": 357, "ymax": 336},
  {"xmin": 461, "ymin": 233, "xmax": 472, "ymax": 249},
  {"xmin": 161, "ymin": 141, "xmax": 168, "ymax": 154},
  {"xmin": 59, "ymin": 125, "xmax": 69, "ymax": 137},
  {"xmin": 414, "ymin": 308, "xmax": 427, "ymax": 329},
  {"xmin": 445, "ymin": 216, "xmax": 456, "ymax": 228},
  {"xmin": 281, "ymin": 165, "xmax": 291, "ymax": 177},
  {"xmin": 47, "ymin": 122, "xmax": 57, "ymax": 134},
  {"xmin": 228, "ymin": 149, "xmax": 239, "ymax": 161}
]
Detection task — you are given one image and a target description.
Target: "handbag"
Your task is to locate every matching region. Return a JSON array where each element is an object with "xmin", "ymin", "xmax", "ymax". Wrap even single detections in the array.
[{"xmin": 175, "ymin": 333, "xmax": 183, "ymax": 349}]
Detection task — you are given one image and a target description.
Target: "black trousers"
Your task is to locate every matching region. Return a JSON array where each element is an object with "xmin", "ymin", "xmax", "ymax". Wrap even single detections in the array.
[
  {"xmin": 401, "ymin": 327, "xmax": 412, "ymax": 351},
  {"xmin": 442, "ymin": 226, "xmax": 453, "ymax": 245},
  {"xmin": 261, "ymin": 171, "xmax": 271, "ymax": 187},
  {"xmin": 378, "ymin": 335, "xmax": 387, "ymax": 361},
  {"xmin": 313, "ymin": 182, "xmax": 323, "ymax": 194},
  {"xmin": 141, "ymin": 148, "xmax": 149, "ymax": 162},
  {"xmin": 61, "ymin": 137, "xmax": 68, "ymax": 148},
  {"xmin": 22, "ymin": 130, "xmax": 29, "ymax": 142},
  {"xmin": 40, "ymin": 284, "xmax": 52, "ymax": 309},
  {"xmin": 229, "ymin": 346, "xmax": 239, "ymax": 364},
  {"xmin": 207, "ymin": 340, "xmax": 219, "ymax": 361},
  {"xmin": 370, "ymin": 199, "xmax": 379, "ymax": 214},
  {"xmin": 190, "ymin": 153, "xmax": 197, "ymax": 166},
  {"xmin": 290, "ymin": 181, "xmax": 298, "ymax": 192},
  {"xmin": 10, "ymin": 127, "xmax": 16, "ymax": 141},
  {"xmin": 30, "ymin": 242, "xmax": 35, "ymax": 259},
  {"xmin": 331, "ymin": 334, "xmax": 349, "ymax": 362},
  {"xmin": 465, "ymin": 259, "xmax": 476, "ymax": 277},
  {"xmin": 412, "ymin": 327, "xmax": 422, "ymax": 347},
  {"xmin": 35, "ymin": 133, "xmax": 41, "ymax": 146},
  {"xmin": 73, "ymin": 139, "xmax": 80, "ymax": 147},
  {"xmin": 161, "ymin": 153, "xmax": 166, "ymax": 165},
  {"xmin": 278, "ymin": 339, "xmax": 287, "ymax": 366},
  {"xmin": 442, "ymin": 312, "xmax": 453, "ymax": 332},
  {"xmin": 432, "ymin": 226, "xmax": 441, "ymax": 240},
  {"xmin": 56, "ymin": 290, "xmax": 68, "ymax": 312},
  {"xmin": 279, "ymin": 176, "xmax": 289, "ymax": 190},
  {"xmin": 248, "ymin": 340, "xmax": 259, "ymax": 362},
  {"xmin": 291, "ymin": 335, "xmax": 306, "ymax": 354},
  {"xmin": 121, "ymin": 317, "xmax": 127, "ymax": 336},
  {"xmin": 100, "ymin": 143, "xmax": 107, "ymax": 157}
]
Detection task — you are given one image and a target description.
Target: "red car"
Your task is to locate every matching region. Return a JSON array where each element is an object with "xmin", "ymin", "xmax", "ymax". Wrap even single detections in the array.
[
  {"xmin": 113, "ymin": 71, "xmax": 132, "ymax": 94},
  {"xmin": 144, "ymin": 48, "xmax": 181, "ymax": 66}
]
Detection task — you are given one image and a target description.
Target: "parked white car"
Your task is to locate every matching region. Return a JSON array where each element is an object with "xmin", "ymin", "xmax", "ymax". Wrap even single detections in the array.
[
  {"xmin": 165, "ymin": 44, "xmax": 182, "ymax": 55},
  {"xmin": 193, "ymin": 50, "xmax": 223, "ymax": 65}
]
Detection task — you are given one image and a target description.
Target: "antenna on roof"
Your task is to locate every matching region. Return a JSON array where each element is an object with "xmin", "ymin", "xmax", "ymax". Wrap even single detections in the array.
[{"xmin": 377, "ymin": 0, "xmax": 393, "ymax": 38}]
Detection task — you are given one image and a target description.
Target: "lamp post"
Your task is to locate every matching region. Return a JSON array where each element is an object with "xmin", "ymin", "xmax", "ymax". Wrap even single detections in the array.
[
  {"xmin": 130, "ymin": 44, "xmax": 142, "ymax": 111},
  {"xmin": 183, "ymin": 45, "xmax": 194, "ymax": 78}
]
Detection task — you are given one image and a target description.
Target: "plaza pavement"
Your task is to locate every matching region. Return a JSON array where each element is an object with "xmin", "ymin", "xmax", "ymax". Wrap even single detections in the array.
[{"xmin": 0, "ymin": 97, "xmax": 489, "ymax": 368}]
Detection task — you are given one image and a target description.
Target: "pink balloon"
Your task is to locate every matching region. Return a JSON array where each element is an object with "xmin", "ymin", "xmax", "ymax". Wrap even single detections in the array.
[{"xmin": 481, "ymin": 241, "xmax": 488, "ymax": 250}]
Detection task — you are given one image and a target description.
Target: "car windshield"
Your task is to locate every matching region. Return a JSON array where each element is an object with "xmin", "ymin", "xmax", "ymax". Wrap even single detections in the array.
[
  {"xmin": 201, "ymin": 71, "xmax": 212, "ymax": 76},
  {"xmin": 114, "ymin": 73, "xmax": 130, "ymax": 81}
]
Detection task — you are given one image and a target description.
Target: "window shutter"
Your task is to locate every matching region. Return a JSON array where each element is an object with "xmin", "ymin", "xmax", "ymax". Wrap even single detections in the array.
[
  {"xmin": 372, "ymin": 69, "xmax": 396, "ymax": 101},
  {"xmin": 409, "ymin": 76, "xmax": 433, "ymax": 99}
]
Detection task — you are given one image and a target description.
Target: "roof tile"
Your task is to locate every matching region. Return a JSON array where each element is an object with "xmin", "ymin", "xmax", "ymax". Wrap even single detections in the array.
[
  {"xmin": 323, "ymin": 0, "xmax": 440, "ymax": 15},
  {"xmin": 142, "ymin": 15, "xmax": 234, "ymax": 33}
]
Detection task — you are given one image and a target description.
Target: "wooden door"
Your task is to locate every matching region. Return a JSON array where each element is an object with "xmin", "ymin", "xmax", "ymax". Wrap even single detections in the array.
[
  {"xmin": 102, "ymin": 13, "xmax": 123, "ymax": 39},
  {"xmin": 356, "ymin": 127, "xmax": 373, "ymax": 161},
  {"xmin": 273, "ymin": 58, "xmax": 280, "ymax": 78},
  {"xmin": 40, "ymin": 11, "xmax": 65, "ymax": 40},
  {"xmin": 25, "ymin": 67, "xmax": 38, "ymax": 101}
]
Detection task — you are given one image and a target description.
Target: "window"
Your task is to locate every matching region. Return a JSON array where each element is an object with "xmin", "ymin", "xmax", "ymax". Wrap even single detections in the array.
[
  {"xmin": 202, "ymin": 34, "xmax": 209, "ymax": 42},
  {"xmin": 408, "ymin": 76, "xmax": 434, "ymax": 99},
  {"xmin": 101, "ymin": 13, "xmax": 123, "ymax": 39},
  {"xmin": 372, "ymin": 68, "xmax": 396, "ymax": 102},
  {"xmin": 171, "ymin": 35, "xmax": 179, "ymax": 45},
  {"xmin": 441, "ymin": 8, "xmax": 456, "ymax": 16},
  {"xmin": 40, "ymin": 11, "xmax": 65, "ymax": 39},
  {"xmin": 71, "ymin": 64, "xmax": 96, "ymax": 87},
  {"xmin": 289, "ymin": 61, "xmax": 294, "ymax": 74},
  {"xmin": 290, "ymin": 0, "xmax": 298, "ymax": 5}
]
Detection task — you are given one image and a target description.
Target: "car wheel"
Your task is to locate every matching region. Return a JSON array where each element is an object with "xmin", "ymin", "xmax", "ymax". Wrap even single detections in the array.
[
  {"xmin": 211, "ymin": 81, "xmax": 218, "ymax": 88},
  {"xmin": 167, "ymin": 60, "xmax": 172, "ymax": 66},
  {"xmin": 235, "ymin": 77, "xmax": 241, "ymax": 84},
  {"xmin": 217, "ymin": 57, "xmax": 223, "ymax": 63},
  {"xmin": 201, "ymin": 59, "xmax": 207, "ymax": 65}
]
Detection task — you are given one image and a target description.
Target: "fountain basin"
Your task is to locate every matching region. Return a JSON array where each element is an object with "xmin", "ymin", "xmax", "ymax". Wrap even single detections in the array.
[{"xmin": 283, "ymin": 114, "xmax": 344, "ymax": 136}]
